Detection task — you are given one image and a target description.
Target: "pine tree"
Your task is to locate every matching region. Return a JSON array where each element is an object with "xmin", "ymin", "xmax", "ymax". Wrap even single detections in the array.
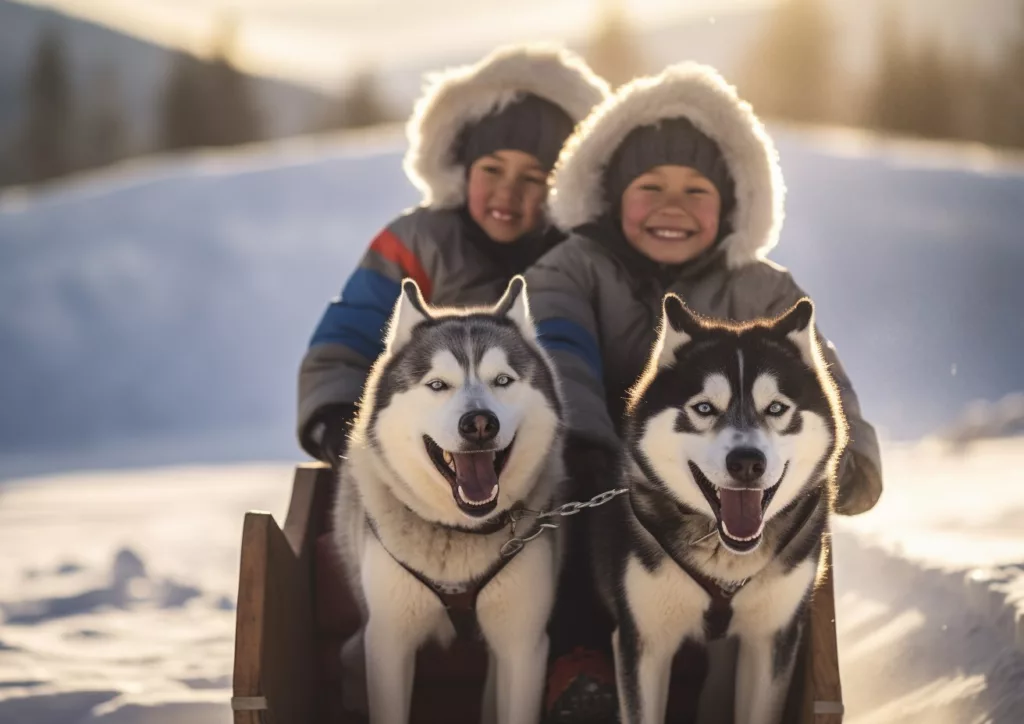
[
  {"xmin": 983, "ymin": 0, "xmax": 1024, "ymax": 147},
  {"xmin": 866, "ymin": 7, "xmax": 961, "ymax": 142},
  {"xmin": 204, "ymin": 18, "xmax": 264, "ymax": 146},
  {"xmin": 20, "ymin": 29, "xmax": 75, "ymax": 183},
  {"xmin": 160, "ymin": 52, "xmax": 209, "ymax": 151},
  {"xmin": 314, "ymin": 69, "xmax": 395, "ymax": 132},
  {"xmin": 83, "ymin": 63, "xmax": 127, "ymax": 168},
  {"xmin": 584, "ymin": 0, "xmax": 647, "ymax": 89},
  {"xmin": 943, "ymin": 51, "xmax": 988, "ymax": 143},
  {"xmin": 866, "ymin": 5, "xmax": 914, "ymax": 134},
  {"xmin": 907, "ymin": 39, "xmax": 956, "ymax": 140},
  {"xmin": 158, "ymin": 16, "xmax": 264, "ymax": 151},
  {"xmin": 737, "ymin": 0, "xmax": 838, "ymax": 123}
]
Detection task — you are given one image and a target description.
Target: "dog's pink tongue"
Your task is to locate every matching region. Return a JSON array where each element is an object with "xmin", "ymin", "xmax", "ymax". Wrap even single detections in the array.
[
  {"xmin": 453, "ymin": 452, "xmax": 498, "ymax": 503},
  {"xmin": 719, "ymin": 489, "xmax": 764, "ymax": 539}
]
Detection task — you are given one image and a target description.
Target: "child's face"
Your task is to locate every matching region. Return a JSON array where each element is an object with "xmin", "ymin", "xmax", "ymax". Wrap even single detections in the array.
[
  {"xmin": 466, "ymin": 150, "xmax": 549, "ymax": 243},
  {"xmin": 620, "ymin": 165, "xmax": 722, "ymax": 264}
]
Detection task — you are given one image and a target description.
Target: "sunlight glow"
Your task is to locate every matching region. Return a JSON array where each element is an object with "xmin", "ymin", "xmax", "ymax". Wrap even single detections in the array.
[{"xmin": 17, "ymin": 0, "xmax": 773, "ymax": 86}]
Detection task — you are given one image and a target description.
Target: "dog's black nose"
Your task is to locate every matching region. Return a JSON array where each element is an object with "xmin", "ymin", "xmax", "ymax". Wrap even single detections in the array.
[
  {"xmin": 458, "ymin": 410, "xmax": 500, "ymax": 442},
  {"xmin": 726, "ymin": 448, "xmax": 766, "ymax": 484}
]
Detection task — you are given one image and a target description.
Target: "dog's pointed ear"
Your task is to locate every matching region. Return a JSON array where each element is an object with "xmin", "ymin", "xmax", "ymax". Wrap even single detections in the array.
[
  {"xmin": 654, "ymin": 294, "xmax": 701, "ymax": 369},
  {"xmin": 774, "ymin": 298, "xmax": 817, "ymax": 367},
  {"xmin": 385, "ymin": 279, "xmax": 431, "ymax": 353},
  {"xmin": 494, "ymin": 275, "xmax": 535, "ymax": 340}
]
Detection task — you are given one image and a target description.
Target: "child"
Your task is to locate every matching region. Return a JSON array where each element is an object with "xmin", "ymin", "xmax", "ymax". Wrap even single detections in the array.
[
  {"xmin": 297, "ymin": 45, "xmax": 608, "ymax": 464},
  {"xmin": 528, "ymin": 63, "xmax": 882, "ymax": 720}
]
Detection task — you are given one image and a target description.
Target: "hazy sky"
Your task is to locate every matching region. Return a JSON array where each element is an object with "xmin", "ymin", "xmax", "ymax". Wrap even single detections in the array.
[{"xmin": 18, "ymin": 0, "xmax": 771, "ymax": 86}]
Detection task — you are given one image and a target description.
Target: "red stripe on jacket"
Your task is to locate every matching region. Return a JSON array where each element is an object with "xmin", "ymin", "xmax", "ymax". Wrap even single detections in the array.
[{"xmin": 369, "ymin": 229, "xmax": 433, "ymax": 300}]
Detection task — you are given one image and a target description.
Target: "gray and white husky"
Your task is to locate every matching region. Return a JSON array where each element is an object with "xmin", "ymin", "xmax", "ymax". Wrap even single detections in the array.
[
  {"xmin": 593, "ymin": 295, "xmax": 848, "ymax": 724},
  {"xmin": 332, "ymin": 276, "xmax": 566, "ymax": 724}
]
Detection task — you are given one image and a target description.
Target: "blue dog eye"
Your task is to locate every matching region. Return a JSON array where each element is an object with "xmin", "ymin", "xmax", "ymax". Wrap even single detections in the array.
[
  {"xmin": 692, "ymin": 402, "xmax": 717, "ymax": 416},
  {"xmin": 766, "ymin": 401, "xmax": 789, "ymax": 416}
]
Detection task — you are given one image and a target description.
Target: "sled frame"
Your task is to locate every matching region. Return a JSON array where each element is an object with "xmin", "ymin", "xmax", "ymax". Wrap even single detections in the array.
[{"xmin": 231, "ymin": 463, "xmax": 844, "ymax": 722}]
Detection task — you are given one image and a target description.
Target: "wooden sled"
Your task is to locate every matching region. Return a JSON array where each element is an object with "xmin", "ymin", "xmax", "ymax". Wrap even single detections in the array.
[{"xmin": 231, "ymin": 463, "xmax": 844, "ymax": 723}]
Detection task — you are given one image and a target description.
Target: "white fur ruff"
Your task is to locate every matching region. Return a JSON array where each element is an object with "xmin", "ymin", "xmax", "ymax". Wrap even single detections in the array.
[
  {"xmin": 403, "ymin": 44, "xmax": 609, "ymax": 209},
  {"xmin": 331, "ymin": 278, "xmax": 567, "ymax": 724},
  {"xmin": 549, "ymin": 62, "xmax": 785, "ymax": 269}
]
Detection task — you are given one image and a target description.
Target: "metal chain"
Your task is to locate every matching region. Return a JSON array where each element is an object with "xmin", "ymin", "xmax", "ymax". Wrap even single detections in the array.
[
  {"xmin": 693, "ymin": 528, "xmax": 719, "ymax": 544},
  {"xmin": 720, "ymin": 577, "xmax": 750, "ymax": 594},
  {"xmin": 499, "ymin": 487, "xmax": 629, "ymax": 558}
]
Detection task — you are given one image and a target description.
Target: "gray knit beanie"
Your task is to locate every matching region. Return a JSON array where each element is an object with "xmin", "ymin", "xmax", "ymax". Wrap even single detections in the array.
[
  {"xmin": 604, "ymin": 116, "xmax": 736, "ymax": 214},
  {"xmin": 457, "ymin": 93, "xmax": 575, "ymax": 172}
]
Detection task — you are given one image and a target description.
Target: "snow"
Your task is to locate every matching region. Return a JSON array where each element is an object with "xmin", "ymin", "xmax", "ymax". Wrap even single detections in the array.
[
  {"xmin": 943, "ymin": 392, "xmax": 1024, "ymax": 447},
  {"xmin": 0, "ymin": 464, "xmax": 291, "ymax": 723},
  {"xmin": 833, "ymin": 436, "xmax": 1024, "ymax": 723},
  {"xmin": 838, "ymin": 436, "xmax": 1024, "ymax": 570},
  {"xmin": 2, "ymin": 124, "xmax": 1023, "ymax": 477},
  {"xmin": 0, "ymin": 127, "xmax": 416, "ymax": 473},
  {"xmin": 1, "ymin": 446, "xmax": 1023, "ymax": 722},
  {"xmin": 2, "ymin": 123, "xmax": 1024, "ymax": 721}
]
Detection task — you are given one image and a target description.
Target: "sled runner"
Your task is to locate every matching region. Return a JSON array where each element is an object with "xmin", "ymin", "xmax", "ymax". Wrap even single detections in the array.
[{"xmin": 231, "ymin": 463, "xmax": 845, "ymax": 723}]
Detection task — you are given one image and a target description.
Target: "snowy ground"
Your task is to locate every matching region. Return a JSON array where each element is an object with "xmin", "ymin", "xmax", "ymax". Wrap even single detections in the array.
[
  {"xmin": 2, "ymin": 124, "xmax": 1023, "ymax": 467},
  {"xmin": 1, "ymin": 441, "xmax": 1022, "ymax": 723},
  {"xmin": 833, "ymin": 436, "xmax": 1024, "ymax": 724},
  {"xmin": 2, "ymin": 114, "xmax": 1023, "ymax": 722},
  {"xmin": 0, "ymin": 464, "xmax": 291, "ymax": 723}
]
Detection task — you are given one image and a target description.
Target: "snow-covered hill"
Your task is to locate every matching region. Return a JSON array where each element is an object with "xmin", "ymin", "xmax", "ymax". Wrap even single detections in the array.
[
  {"xmin": 1, "ymin": 440, "xmax": 1022, "ymax": 722},
  {"xmin": 2, "ymin": 119, "xmax": 1023, "ymax": 720},
  {"xmin": 2, "ymin": 124, "xmax": 1022, "ymax": 476},
  {"xmin": 0, "ymin": 0, "xmax": 329, "ymax": 159}
]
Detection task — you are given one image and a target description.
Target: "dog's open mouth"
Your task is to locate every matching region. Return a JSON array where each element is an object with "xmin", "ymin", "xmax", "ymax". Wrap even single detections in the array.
[
  {"xmin": 688, "ymin": 461, "xmax": 787, "ymax": 553},
  {"xmin": 423, "ymin": 435, "xmax": 515, "ymax": 517}
]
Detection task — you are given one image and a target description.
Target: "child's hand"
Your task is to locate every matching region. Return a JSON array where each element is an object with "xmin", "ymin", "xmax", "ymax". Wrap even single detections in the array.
[
  {"xmin": 563, "ymin": 435, "xmax": 621, "ymax": 496},
  {"xmin": 834, "ymin": 450, "xmax": 882, "ymax": 516},
  {"xmin": 315, "ymin": 403, "xmax": 358, "ymax": 469}
]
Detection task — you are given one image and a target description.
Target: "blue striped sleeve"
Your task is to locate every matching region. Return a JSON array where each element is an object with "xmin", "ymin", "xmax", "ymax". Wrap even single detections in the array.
[
  {"xmin": 309, "ymin": 268, "xmax": 401, "ymax": 360},
  {"xmin": 536, "ymin": 318, "xmax": 603, "ymax": 378}
]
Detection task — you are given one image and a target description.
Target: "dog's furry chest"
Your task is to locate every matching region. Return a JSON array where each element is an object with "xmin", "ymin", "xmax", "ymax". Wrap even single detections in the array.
[
  {"xmin": 335, "ymin": 466, "xmax": 515, "ymax": 589},
  {"xmin": 619, "ymin": 482, "xmax": 826, "ymax": 642},
  {"xmin": 372, "ymin": 513, "xmax": 509, "ymax": 585},
  {"xmin": 623, "ymin": 540, "xmax": 818, "ymax": 649}
]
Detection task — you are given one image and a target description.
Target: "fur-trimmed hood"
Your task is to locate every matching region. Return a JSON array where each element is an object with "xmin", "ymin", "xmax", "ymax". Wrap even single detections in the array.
[
  {"xmin": 403, "ymin": 44, "xmax": 609, "ymax": 209},
  {"xmin": 549, "ymin": 63, "xmax": 785, "ymax": 269}
]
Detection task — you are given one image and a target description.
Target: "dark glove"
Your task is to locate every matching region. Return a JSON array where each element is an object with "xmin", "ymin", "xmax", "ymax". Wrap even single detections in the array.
[
  {"xmin": 302, "ymin": 403, "xmax": 358, "ymax": 469},
  {"xmin": 834, "ymin": 450, "xmax": 882, "ymax": 516},
  {"xmin": 563, "ymin": 434, "xmax": 621, "ymax": 499}
]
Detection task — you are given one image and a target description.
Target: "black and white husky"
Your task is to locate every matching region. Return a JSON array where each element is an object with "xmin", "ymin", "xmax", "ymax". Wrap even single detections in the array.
[
  {"xmin": 594, "ymin": 295, "xmax": 848, "ymax": 724},
  {"xmin": 332, "ymin": 276, "xmax": 566, "ymax": 724}
]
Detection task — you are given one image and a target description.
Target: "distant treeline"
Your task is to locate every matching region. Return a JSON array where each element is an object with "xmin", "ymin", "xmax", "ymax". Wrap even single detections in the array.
[
  {"xmin": 734, "ymin": 0, "xmax": 1024, "ymax": 148},
  {"xmin": 588, "ymin": 0, "xmax": 1024, "ymax": 149},
  {"xmin": 7, "ymin": 1, "xmax": 1024, "ymax": 188},
  {"xmin": 1, "ymin": 23, "xmax": 397, "ymax": 188}
]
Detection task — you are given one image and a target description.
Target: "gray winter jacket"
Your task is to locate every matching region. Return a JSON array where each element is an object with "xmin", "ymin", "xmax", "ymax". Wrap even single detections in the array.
[
  {"xmin": 526, "ymin": 229, "xmax": 882, "ymax": 513},
  {"xmin": 526, "ymin": 62, "xmax": 882, "ymax": 514},
  {"xmin": 298, "ymin": 206, "xmax": 560, "ymax": 457},
  {"xmin": 296, "ymin": 45, "xmax": 608, "ymax": 459}
]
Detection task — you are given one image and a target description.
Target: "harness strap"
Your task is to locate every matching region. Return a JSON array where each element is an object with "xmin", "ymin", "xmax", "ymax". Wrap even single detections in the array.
[
  {"xmin": 673, "ymin": 550, "xmax": 742, "ymax": 640},
  {"xmin": 365, "ymin": 515, "xmax": 525, "ymax": 639},
  {"xmin": 637, "ymin": 487, "xmax": 825, "ymax": 641}
]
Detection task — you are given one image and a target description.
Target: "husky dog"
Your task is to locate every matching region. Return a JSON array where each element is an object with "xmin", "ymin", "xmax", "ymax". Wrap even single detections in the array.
[
  {"xmin": 332, "ymin": 276, "xmax": 565, "ymax": 724},
  {"xmin": 594, "ymin": 295, "xmax": 848, "ymax": 724}
]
